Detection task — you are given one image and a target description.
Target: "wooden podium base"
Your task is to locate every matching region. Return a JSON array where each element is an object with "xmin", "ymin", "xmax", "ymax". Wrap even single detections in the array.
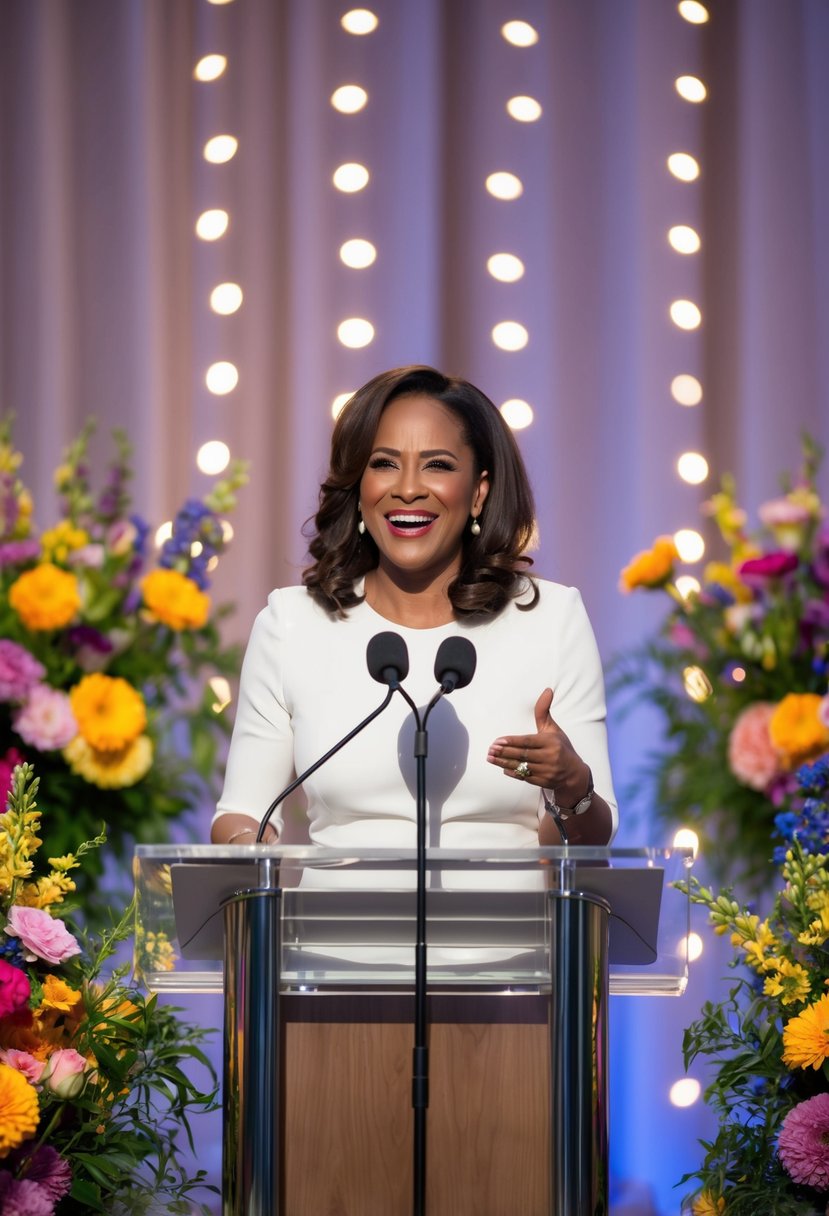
[{"xmin": 282, "ymin": 995, "xmax": 549, "ymax": 1216}]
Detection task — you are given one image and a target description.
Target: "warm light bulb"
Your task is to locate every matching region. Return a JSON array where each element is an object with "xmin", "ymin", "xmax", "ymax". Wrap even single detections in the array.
[
  {"xmin": 501, "ymin": 20, "xmax": 539, "ymax": 46},
  {"xmin": 332, "ymin": 392, "xmax": 355, "ymax": 419},
  {"xmin": 331, "ymin": 85, "xmax": 368, "ymax": 114},
  {"xmin": 339, "ymin": 238, "xmax": 377, "ymax": 269},
  {"xmin": 678, "ymin": 1, "xmax": 710, "ymax": 24},
  {"xmin": 675, "ymin": 75, "xmax": 707, "ymax": 103},
  {"xmin": 194, "ymin": 55, "xmax": 227, "ymax": 82},
  {"xmin": 195, "ymin": 209, "xmax": 229, "ymax": 240},
  {"xmin": 333, "ymin": 162, "xmax": 370, "ymax": 192},
  {"xmin": 670, "ymin": 300, "xmax": 702, "ymax": 330},
  {"xmin": 197, "ymin": 440, "xmax": 231, "ymax": 475},
  {"xmin": 668, "ymin": 225, "xmax": 701, "ymax": 254},
  {"xmin": 210, "ymin": 283, "xmax": 243, "ymax": 315},
  {"xmin": 668, "ymin": 152, "xmax": 701, "ymax": 182},
  {"xmin": 492, "ymin": 321, "xmax": 529, "ymax": 351},
  {"xmin": 486, "ymin": 172, "xmax": 524, "ymax": 200},
  {"xmin": 500, "ymin": 399, "xmax": 534, "ymax": 429},
  {"xmin": 155, "ymin": 521, "xmax": 173, "ymax": 548},
  {"xmin": 669, "ymin": 1078, "xmax": 701, "ymax": 1107},
  {"xmin": 221, "ymin": 520, "xmax": 234, "ymax": 543},
  {"xmin": 682, "ymin": 665, "xmax": 712, "ymax": 703},
  {"xmin": 677, "ymin": 452, "xmax": 709, "ymax": 484},
  {"xmin": 675, "ymin": 575, "xmax": 701, "ymax": 600},
  {"xmin": 506, "ymin": 96, "xmax": 542, "ymax": 122},
  {"xmin": 673, "ymin": 827, "xmax": 700, "ymax": 857},
  {"xmin": 205, "ymin": 362, "xmax": 239, "ymax": 395},
  {"xmin": 204, "ymin": 135, "xmax": 238, "ymax": 164},
  {"xmin": 674, "ymin": 528, "xmax": 705, "ymax": 562},
  {"xmin": 671, "ymin": 374, "xmax": 703, "ymax": 406},
  {"xmin": 686, "ymin": 933, "xmax": 704, "ymax": 962},
  {"xmin": 487, "ymin": 253, "xmax": 525, "ymax": 282},
  {"xmin": 337, "ymin": 318, "xmax": 375, "ymax": 348},
  {"xmin": 341, "ymin": 9, "xmax": 378, "ymax": 34}
]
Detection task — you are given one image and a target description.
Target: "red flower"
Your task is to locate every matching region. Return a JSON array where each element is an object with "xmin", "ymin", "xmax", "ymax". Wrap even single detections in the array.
[
  {"xmin": 738, "ymin": 552, "xmax": 799, "ymax": 581},
  {"xmin": 0, "ymin": 961, "xmax": 31, "ymax": 1019}
]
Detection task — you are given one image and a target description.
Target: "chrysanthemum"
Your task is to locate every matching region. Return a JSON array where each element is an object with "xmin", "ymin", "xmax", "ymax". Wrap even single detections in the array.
[
  {"xmin": 69, "ymin": 673, "xmax": 146, "ymax": 752},
  {"xmin": 0, "ymin": 642, "xmax": 46, "ymax": 703},
  {"xmin": 727, "ymin": 703, "xmax": 782, "ymax": 792},
  {"xmin": 63, "ymin": 734, "xmax": 153, "ymax": 789},
  {"xmin": 770, "ymin": 693, "xmax": 829, "ymax": 770},
  {"xmin": 13, "ymin": 685, "xmax": 77, "ymax": 751},
  {"xmin": 691, "ymin": 1191, "xmax": 725, "ymax": 1215},
  {"xmin": 782, "ymin": 992, "xmax": 829, "ymax": 1070},
  {"xmin": 0, "ymin": 1062, "xmax": 40, "ymax": 1157},
  {"xmin": 7, "ymin": 563, "xmax": 81, "ymax": 632},
  {"xmin": 763, "ymin": 958, "xmax": 812, "ymax": 1005},
  {"xmin": 141, "ymin": 567, "xmax": 211, "ymax": 630},
  {"xmin": 619, "ymin": 536, "xmax": 679, "ymax": 593},
  {"xmin": 778, "ymin": 1092, "xmax": 829, "ymax": 1189},
  {"xmin": 38, "ymin": 975, "xmax": 81, "ymax": 1014}
]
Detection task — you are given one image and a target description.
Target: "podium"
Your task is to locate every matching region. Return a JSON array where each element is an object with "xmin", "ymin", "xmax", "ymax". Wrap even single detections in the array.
[{"xmin": 134, "ymin": 846, "xmax": 691, "ymax": 1216}]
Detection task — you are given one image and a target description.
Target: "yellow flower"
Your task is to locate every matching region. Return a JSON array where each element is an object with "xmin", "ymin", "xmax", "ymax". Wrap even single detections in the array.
[
  {"xmin": 70, "ymin": 673, "xmax": 147, "ymax": 752},
  {"xmin": 141, "ymin": 568, "xmax": 210, "ymax": 631},
  {"xmin": 769, "ymin": 693, "xmax": 829, "ymax": 769},
  {"xmin": 8, "ymin": 563, "xmax": 81, "ymax": 631},
  {"xmin": 0, "ymin": 1063, "xmax": 40, "ymax": 1157},
  {"xmin": 692, "ymin": 1192, "xmax": 725, "ymax": 1215},
  {"xmin": 762, "ymin": 958, "xmax": 812, "ymax": 1005},
  {"xmin": 63, "ymin": 734, "xmax": 153, "ymax": 789},
  {"xmin": 782, "ymin": 992, "xmax": 829, "ymax": 1069},
  {"xmin": 619, "ymin": 536, "xmax": 679, "ymax": 593},
  {"xmin": 702, "ymin": 561, "xmax": 754, "ymax": 604},
  {"xmin": 39, "ymin": 975, "xmax": 82, "ymax": 1013},
  {"xmin": 138, "ymin": 930, "xmax": 177, "ymax": 973},
  {"xmin": 16, "ymin": 871, "xmax": 76, "ymax": 908},
  {"xmin": 40, "ymin": 519, "xmax": 90, "ymax": 564}
]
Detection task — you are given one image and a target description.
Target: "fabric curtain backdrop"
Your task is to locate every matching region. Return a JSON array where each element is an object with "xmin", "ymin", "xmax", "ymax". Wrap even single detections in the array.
[{"xmin": 2, "ymin": 1, "xmax": 828, "ymax": 1211}]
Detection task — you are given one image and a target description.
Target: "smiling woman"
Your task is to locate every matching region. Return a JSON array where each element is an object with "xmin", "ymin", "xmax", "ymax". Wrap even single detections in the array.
[{"xmin": 211, "ymin": 365, "xmax": 616, "ymax": 849}]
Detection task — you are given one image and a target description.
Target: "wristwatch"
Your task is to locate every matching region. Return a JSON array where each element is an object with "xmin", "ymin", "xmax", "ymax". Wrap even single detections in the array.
[{"xmin": 544, "ymin": 768, "xmax": 594, "ymax": 819}]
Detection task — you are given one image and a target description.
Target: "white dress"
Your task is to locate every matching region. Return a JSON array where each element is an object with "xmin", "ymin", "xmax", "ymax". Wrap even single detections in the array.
[{"xmin": 215, "ymin": 577, "xmax": 618, "ymax": 855}]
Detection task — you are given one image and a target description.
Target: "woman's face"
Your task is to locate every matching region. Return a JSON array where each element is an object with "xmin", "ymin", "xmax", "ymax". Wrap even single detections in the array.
[{"xmin": 359, "ymin": 394, "xmax": 489, "ymax": 590}]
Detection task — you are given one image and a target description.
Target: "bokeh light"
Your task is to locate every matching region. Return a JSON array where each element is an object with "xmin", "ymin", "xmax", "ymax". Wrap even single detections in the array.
[
  {"xmin": 669, "ymin": 1078, "xmax": 701, "ymax": 1107},
  {"xmin": 197, "ymin": 440, "xmax": 231, "ymax": 475},
  {"xmin": 486, "ymin": 172, "xmax": 524, "ymax": 200},
  {"xmin": 487, "ymin": 253, "xmax": 525, "ymax": 282},
  {"xmin": 668, "ymin": 152, "xmax": 701, "ymax": 182},
  {"xmin": 205, "ymin": 362, "xmax": 239, "ymax": 395},
  {"xmin": 331, "ymin": 85, "xmax": 368, "ymax": 114},
  {"xmin": 337, "ymin": 318, "xmax": 375, "ymax": 348},
  {"xmin": 506, "ymin": 96, "xmax": 542, "ymax": 122},
  {"xmin": 668, "ymin": 225, "xmax": 701, "ymax": 254},
  {"xmin": 670, "ymin": 299, "xmax": 702, "ymax": 330},
  {"xmin": 339, "ymin": 238, "xmax": 377, "ymax": 269},
  {"xmin": 210, "ymin": 283, "xmax": 243, "ymax": 315},
  {"xmin": 196, "ymin": 210, "xmax": 229, "ymax": 241},
  {"xmin": 675, "ymin": 75, "xmax": 708, "ymax": 103},
  {"xmin": 501, "ymin": 20, "xmax": 539, "ymax": 46},
  {"xmin": 500, "ymin": 399, "xmax": 534, "ymax": 429},
  {"xmin": 333, "ymin": 162, "xmax": 370, "ymax": 192},
  {"xmin": 671, "ymin": 374, "xmax": 703, "ymax": 406},
  {"xmin": 677, "ymin": 452, "xmax": 709, "ymax": 484},
  {"xmin": 203, "ymin": 135, "xmax": 238, "ymax": 164},
  {"xmin": 194, "ymin": 55, "xmax": 227, "ymax": 82},
  {"xmin": 341, "ymin": 9, "xmax": 378, "ymax": 34},
  {"xmin": 492, "ymin": 321, "xmax": 529, "ymax": 351}
]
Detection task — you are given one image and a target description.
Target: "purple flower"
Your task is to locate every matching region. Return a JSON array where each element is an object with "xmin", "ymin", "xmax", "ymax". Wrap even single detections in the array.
[
  {"xmin": 12, "ymin": 686, "xmax": 77, "ymax": 751},
  {"xmin": 778, "ymin": 1092, "xmax": 829, "ymax": 1189},
  {"xmin": 0, "ymin": 642, "xmax": 46, "ymax": 702},
  {"xmin": 0, "ymin": 540, "xmax": 40, "ymax": 569},
  {"xmin": 65, "ymin": 626, "xmax": 113, "ymax": 655},
  {"xmin": 0, "ymin": 1172, "xmax": 56, "ymax": 1215},
  {"xmin": 9, "ymin": 1147, "xmax": 71, "ymax": 1204}
]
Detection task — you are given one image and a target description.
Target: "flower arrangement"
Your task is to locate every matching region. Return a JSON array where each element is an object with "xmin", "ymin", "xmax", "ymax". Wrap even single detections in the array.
[
  {"xmin": 614, "ymin": 437, "xmax": 829, "ymax": 885},
  {"xmin": 0, "ymin": 419, "xmax": 246, "ymax": 910},
  {"xmin": 0, "ymin": 762, "xmax": 217, "ymax": 1214},
  {"xmin": 678, "ymin": 757, "xmax": 829, "ymax": 1216}
]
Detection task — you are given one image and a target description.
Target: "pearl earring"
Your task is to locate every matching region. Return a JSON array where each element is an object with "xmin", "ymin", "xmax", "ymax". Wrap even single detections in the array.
[
  {"xmin": 470, "ymin": 516, "xmax": 481, "ymax": 537},
  {"xmin": 357, "ymin": 511, "xmax": 366, "ymax": 535}
]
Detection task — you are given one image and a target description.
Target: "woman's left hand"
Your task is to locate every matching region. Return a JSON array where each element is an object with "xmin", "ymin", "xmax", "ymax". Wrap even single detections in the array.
[{"xmin": 486, "ymin": 687, "xmax": 591, "ymax": 804}]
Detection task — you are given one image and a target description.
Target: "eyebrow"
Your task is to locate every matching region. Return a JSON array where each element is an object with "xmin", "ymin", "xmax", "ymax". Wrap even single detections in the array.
[{"xmin": 371, "ymin": 446, "xmax": 460, "ymax": 459}]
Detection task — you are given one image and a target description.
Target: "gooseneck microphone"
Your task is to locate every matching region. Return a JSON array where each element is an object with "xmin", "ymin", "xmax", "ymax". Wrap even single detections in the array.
[
  {"xmin": 411, "ymin": 636, "xmax": 477, "ymax": 1216},
  {"xmin": 255, "ymin": 632, "xmax": 409, "ymax": 842}
]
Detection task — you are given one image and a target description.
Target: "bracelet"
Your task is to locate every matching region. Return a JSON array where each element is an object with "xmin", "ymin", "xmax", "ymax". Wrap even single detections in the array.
[{"xmin": 227, "ymin": 827, "xmax": 256, "ymax": 844}]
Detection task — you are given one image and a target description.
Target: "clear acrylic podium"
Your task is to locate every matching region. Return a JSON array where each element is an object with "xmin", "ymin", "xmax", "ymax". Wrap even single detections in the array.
[{"xmin": 134, "ymin": 846, "xmax": 691, "ymax": 1216}]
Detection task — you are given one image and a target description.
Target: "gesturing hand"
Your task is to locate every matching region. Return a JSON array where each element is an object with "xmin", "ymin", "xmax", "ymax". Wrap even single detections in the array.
[{"xmin": 486, "ymin": 687, "xmax": 590, "ymax": 801}]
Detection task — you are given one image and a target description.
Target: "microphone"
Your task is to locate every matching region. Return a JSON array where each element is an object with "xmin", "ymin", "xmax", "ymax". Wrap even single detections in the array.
[
  {"xmin": 254, "ymin": 632, "xmax": 410, "ymax": 841},
  {"xmin": 367, "ymin": 631, "xmax": 409, "ymax": 689},
  {"xmin": 434, "ymin": 636, "xmax": 476, "ymax": 693}
]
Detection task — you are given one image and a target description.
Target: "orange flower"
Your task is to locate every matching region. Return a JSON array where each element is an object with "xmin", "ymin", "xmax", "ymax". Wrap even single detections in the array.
[
  {"xmin": 769, "ymin": 693, "xmax": 829, "ymax": 769},
  {"xmin": 69, "ymin": 674, "xmax": 147, "ymax": 752},
  {"xmin": 782, "ymin": 992, "xmax": 829, "ymax": 1070},
  {"xmin": 8, "ymin": 563, "xmax": 81, "ymax": 631},
  {"xmin": 619, "ymin": 536, "xmax": 679, "ymax": 592},
  {"xmin": 0, "ymin": 1062, "xmax": 40, "ymax": 1157},
  {"xmin": 39, "ymin": 975, "xmax": 82, "ymax": 1014},
  {"xmin": 141, "ymin": 568, "xmax": 210, "ymax": 630}
]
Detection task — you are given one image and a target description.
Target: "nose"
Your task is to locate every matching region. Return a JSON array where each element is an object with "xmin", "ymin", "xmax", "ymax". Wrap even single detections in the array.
[{"xmin": 391, "ymin": 458, "xmax": 427, "ymax": 502}]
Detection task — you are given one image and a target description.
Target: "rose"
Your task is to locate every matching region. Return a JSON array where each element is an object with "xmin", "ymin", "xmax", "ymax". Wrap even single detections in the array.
[
  {"xmin": 5, "ymin": 906, "xmax": 81, "ymax": 965},
  {"xmin": 41, "ymin": 1048, "xmax": 89, "ymax": 1099},
  {"xmin": 738, "ymin": 551, "xmax": 799, "ymax": 584},
  {"xmin": 0, "ymin": 1049, "xmax": 46, "ymax": 1086},
  {"xmin": 0, "ymin": 959, "xmax": 31, "ymax": 1018},
  {"xmin": 727, "ymin": 703, "xmax": 783, "ymax": 791}
]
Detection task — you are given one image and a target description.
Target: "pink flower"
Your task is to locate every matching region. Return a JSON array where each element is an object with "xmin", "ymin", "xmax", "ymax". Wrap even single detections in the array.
[
  {"xmin": 0, "ymin": 1050, "xmax": 45, "ymax": 1087},
  {"xmin": 738, "ymin": 551, "xmax": 799, "ymax": 584},
  {"xmin": 727, "ymin": 702, "xmax": 783, "ymax": 791},
  {"xmin": 12, "ymin": 686, "xmax": 77, "ymax": 751},
  {"xmin": 5, "ymin": 907, "xmax": 81, "ymax": 966},
  {"xmin": 778, "ymin": 1092, "xmax": 829, "ymax": 1189},
  {"xmin": 0, "ymin": 749, "xmax": 24, "ymax": 808},
  {"xmin": 41, "ymin": 1048, "xmax": 88, "ymax": 1099},
  {"xmin": 0, "ymin": 960, "xmax": 31, "ymax": 1019},
  {"xmin": 0, "ymin": 1173, "xmax": 55, "ymax": 1215},
  {"xmin": 0, "ymin": 641, "xmax": 45, "ymax": 703}
]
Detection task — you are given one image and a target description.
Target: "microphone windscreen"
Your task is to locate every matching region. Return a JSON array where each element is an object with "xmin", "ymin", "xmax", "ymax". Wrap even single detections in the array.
[
  {"xmin": 366, "ymin": 631, "xmax": 410, "ymax": 685},
  {"xmin": 434, "ymin": 637, "xmax": 477, "ymax": 691}
]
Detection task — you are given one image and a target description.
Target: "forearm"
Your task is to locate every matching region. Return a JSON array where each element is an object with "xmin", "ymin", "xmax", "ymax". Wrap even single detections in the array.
[
  {"xmin": 538, "ymin": 792, "xmax": 614, "ymax": 845},
  {"xmin": 211, "ymin": 812, "xmax": 278, "ymax": 845}
]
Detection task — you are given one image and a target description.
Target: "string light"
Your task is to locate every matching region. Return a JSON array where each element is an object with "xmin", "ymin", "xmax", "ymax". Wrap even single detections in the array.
[
  {"xmin": 675, "ymin": 575, "xmax": 701, "ymax": 600},
  {"xmin": 673, "ymin": 827, "xmax": 700, "ymax": 858},
  {"xmin": 487, "ymin": 253, "xmax": 525, "ymax": 282},
  {"xmin": 197, "ymin": 440, "xmax": 231, "ymax": 475},
  {"xmin": 333, "ymin": 163, "xmax": 370, "ymax": 192},
  {"xmin": 674, "ymin": 528, "xmax": 705, "ymax": 562},
  {"xmin": 682, "ymin": 665, "xmax": 712, "ymax": 703},
  {"xmin": 668, "ymin": 225, "xmax": 701, "ymax": 254},
  {"xmin": 332, "ymin": 392, "xmax": 355, "ymax": 419},
  {"xmin": 677, "ymin": 1, "xmax": 710, "ymax": 24},
  {"xmin": 501, "ymin": 20, "xmax": 539, "ymax": 47},
  {"xmin": 203, "ymin": 135, "xmax": 238, "ymax": 164},
  {"xmin": 670, "ymin": 299, "xmax": 702, "ymax": 330},
  {"xmin": 210, "ymin": 283, "xmax": 243, "ymax": 315},
  {"xmin": 675, "ymin": 75, "xmax": 707, "ymax": 103},
  {"xmin": 677, "ymin": 451, "xmax": 709, "ymax": 483},
  {"xmin": 195, "ymin": 209, "xmax": 229, "ymax": 240},
  {"xmin": 492, "ymin": 321, "xmax": 529, "ymax": 351},
  {"xmin": 669, "ymin": 1078, "xmax": 701, "ymax": 1107},
  {"xmin": 155, "ymin": 522, "xmax": 173, "ymax": 548},
  {"xmin": 500, "ymin": 400, "xmax": 534, "ymax": 429},
  {"xmin": 667, "ymin": 152, "xmax": 700, "ymax": 182},
  {"xmin": 194, "ymin": 55, "xmax": 227, "ymax": 82},
  {"xmin": 341, "ymin": 9, "xmax": 378, "ymax": 35},
  {"xmin": 205, "ymin": 362, "xmax": 239, "ymax": 395},
  {"xmin": 337, "ymin": 318, "xmax": 375, "ymax": 348},
  {"xmin": 331, "ymin": 85, "xmax": 368, "ymax": 114},
  {"xmin": 671, "ymin": 374, "xmax": 703, "ymax": 406},
  {"xmin": 506, "ymin": 96, "xmax": 542, "ymax": 123},
  {"xmin": 686, "ymin": 933, "xmax": 704, "ymax": 962},
  {"xmin": 486, "ymin": 171, "xmax": 523, "ymax": 200},
  {"xmin": 339, "ymin": 239, "xmax": 377, "ymax": 269}
]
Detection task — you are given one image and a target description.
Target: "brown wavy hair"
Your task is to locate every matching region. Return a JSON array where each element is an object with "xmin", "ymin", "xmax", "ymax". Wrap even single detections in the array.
[{"xmin": 302, "ymin": 366, "xmax": 539, "ymax": 617}]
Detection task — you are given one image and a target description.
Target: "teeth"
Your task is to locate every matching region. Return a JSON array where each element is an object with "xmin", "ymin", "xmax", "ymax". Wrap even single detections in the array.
[{"xmin": 388, "ymin": 514, "xmax": 435, "ymax": 525}]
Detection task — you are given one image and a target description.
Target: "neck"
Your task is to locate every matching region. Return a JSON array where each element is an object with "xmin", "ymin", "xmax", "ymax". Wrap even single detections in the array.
[{"xmin": 364, "ymin": 569, "xmax": 456, "ymax": 628}]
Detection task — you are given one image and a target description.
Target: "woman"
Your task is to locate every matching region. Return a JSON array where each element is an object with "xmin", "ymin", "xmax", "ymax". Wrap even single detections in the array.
[{"xmin": 211, "ymin": 365, "xmax": 616, "ymax": 849}]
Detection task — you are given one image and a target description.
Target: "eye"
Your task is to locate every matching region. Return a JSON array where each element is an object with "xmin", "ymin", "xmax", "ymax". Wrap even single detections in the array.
[
  {"xmin": 424, "ymin": 459, "xmax": 455, "ymax": 471},
  {"xmin": 368, "ymin": 456, "xmax": 397, "ymax": 470}
]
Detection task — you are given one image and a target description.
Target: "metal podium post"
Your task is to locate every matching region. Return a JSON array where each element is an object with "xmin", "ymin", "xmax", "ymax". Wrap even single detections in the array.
[
  {"xmin": 222, "ymin": 865, "xmax": 283, "ymax": 1216},
  {"xmin": 548, "ymin": 889, "xmax": 610, "ymax": 1216}
]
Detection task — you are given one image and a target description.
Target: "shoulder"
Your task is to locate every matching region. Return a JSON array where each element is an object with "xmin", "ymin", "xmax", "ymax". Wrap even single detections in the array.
[{"xmin": 509, "ymin": 576, "xmax": 585, "ymax": 618}]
